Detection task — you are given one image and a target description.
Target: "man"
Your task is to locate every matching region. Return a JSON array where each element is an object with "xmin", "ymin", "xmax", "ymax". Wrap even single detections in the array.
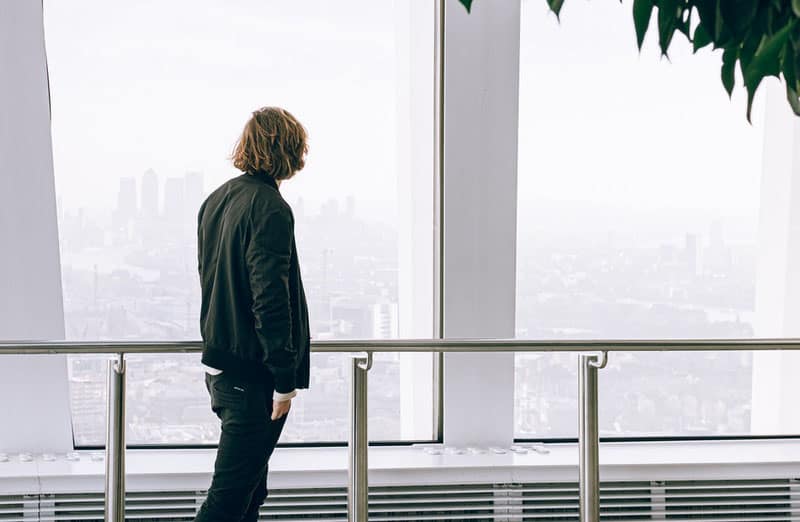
[{"xmin": 194, "ymin": 107, "xmax": 311, "ymax": 522}]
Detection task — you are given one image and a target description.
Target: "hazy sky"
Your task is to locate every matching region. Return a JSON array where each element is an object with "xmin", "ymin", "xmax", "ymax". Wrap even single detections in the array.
[
  {"xmin": 518, "ymin": 0, "xmax": 765, "ymax": 216},
  {"xmin": 44, "ymin": 0, "xmax": 398, "ymax": 218},
  {"xmin": 44, "ymin": 0, "xmax": 768, "ymax": 232}
]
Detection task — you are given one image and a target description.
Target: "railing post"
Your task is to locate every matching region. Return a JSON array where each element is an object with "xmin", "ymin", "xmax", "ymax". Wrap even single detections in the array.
[
  {"xmin": 348, "ymin": 352, "xmax": 372, "ymax": 522},
  {"xmin": 579, "ymin": 352, "xmax": 606, "ymax": 522},
  {"xmin": 105, "ymin": 354, "xmax": 126, "ymax": 522}
]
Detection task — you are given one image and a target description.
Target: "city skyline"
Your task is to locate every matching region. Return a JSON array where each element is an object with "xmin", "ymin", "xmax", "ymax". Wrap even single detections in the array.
[
  {"xmin": 58, "ymin": 169, "xmax": 762, "ymax": 445},
  {"xmin": 60, "ymin": 169, "xmax": 404, "ymax": 445}
]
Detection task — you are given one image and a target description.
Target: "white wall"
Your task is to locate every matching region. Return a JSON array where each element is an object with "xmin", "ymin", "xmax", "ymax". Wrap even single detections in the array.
[{"xmin": 0, "ymin": 0, "xmax": 73, "ymax": 453}]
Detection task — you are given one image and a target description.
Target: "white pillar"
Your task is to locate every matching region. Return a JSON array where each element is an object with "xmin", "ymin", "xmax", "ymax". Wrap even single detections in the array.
[
  {"xmin": 751, "ymin": 83, "xmax": 800, "ymax": 434},
  {"xmin": 441, "ymin": 0, "xmax": 520, "ymax": 448},
  {"xmin": 396, "ymin": 0, "xmax": 437, "ymax": 440},
  {"xmin": 0, "ymin": 0, "xmax": 73, "ymax": 453}
]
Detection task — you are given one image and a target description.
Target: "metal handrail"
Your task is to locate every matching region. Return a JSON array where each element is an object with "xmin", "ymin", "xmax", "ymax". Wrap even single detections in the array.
[
  {"xmin": 3, "ymin": 337, "xmax": 800, "ymax": 522},
  {"xmin": 4, "ymin": 337, "xmax": 800, "ymax": 353}
]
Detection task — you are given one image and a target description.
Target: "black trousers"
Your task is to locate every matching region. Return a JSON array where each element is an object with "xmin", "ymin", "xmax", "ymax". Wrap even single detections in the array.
[{"xmin": 194, "ymin": 371, "xmax": 288, "ymax": 522}]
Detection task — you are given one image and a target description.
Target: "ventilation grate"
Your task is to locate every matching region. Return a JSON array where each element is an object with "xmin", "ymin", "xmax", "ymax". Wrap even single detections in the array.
[
  {"xmin": 660, "ymin": 479, "xmax": 800, "ymax": 521},
  {"xmin": 1, "ymin": 478, "xmax": 799, "ymax": 521},
  {"xmin": 520, "ymin": 480, "xmax": 654, "ymax": 521},
  {"xmin": 261, "ymin": 487, "xmax": 346, "ymax": 520},
  {"xmin": 0, "ymin": 494, "xmax": 37, "ymax": 522}
]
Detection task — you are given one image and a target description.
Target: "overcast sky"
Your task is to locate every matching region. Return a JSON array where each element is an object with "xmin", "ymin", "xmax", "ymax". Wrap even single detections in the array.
[
  {"xmin": 44, "ymin": 0, "xmax": 397, "ymax": 218},
  {"xmin": 44, "ymin": 0, "xmax": 769, "ymax": 235},
  {"xmin": 518, "ymin": 0, "xmax": 765, "ymax": 213}
]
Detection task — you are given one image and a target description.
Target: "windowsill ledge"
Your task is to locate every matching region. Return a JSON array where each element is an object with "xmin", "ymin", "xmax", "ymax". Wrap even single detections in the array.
[{"xmin": 2, "ymin": 439, "xmax": 800, "ymax": 494}]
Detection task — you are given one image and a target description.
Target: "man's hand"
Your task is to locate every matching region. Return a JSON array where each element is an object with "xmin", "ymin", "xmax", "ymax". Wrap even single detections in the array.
[{"xmin": 271, "ymin": 398, "xmax": 291, "ymax": 421}]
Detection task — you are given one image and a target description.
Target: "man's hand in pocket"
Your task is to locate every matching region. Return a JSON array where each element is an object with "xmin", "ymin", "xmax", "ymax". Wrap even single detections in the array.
[{"xmin": 272, "ymin": 398, "xmax": 291, "ymax": 421}]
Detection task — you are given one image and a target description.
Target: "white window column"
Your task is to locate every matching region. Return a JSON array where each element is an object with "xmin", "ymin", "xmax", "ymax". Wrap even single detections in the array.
[
  {"xmin": 0, "ymin": 0, "xmax": 73, "ymax": 453},
  {"xmin": 441, "ymin": 0, "xmax": 520, "ymax": 448},
  {"xmin": 396, "ymin": 0, "xmax": 437, "ymax": 440},
  {"xmin": 751, "ymin": 83, "xmax": 800, "ymax": 434}
]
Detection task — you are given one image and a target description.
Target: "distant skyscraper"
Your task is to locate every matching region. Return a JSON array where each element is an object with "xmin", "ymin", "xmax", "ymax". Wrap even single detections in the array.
[
  {"xmin": 139, "ymin": 169, "xmax": 164, "ymax": 245},
  {"xmin": 372, "ymin": 302, "xmax": 398, "ymax": 339},
  {"xmin": 112, "ymin": 177, "xmax": 138, "ymax": 245},
  {"xmin": 116, "ymin": 177, "xmax": 137, "ymax": 221},
  {"xmin": 141, "ymin": 169, "xmax": 159, "ymax": 217},
  {"xmin": 163, "ymin": 177, "xmax": 185, "ymax": 223}
]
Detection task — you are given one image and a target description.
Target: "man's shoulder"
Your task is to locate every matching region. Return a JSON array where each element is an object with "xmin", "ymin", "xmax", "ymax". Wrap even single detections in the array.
[
  {"xmin": 205, "ymin": 174, "xmax": 292, "ymax": 221},
  {"xmin": 203, "ymin": 175, "xmax": 241, "ymax": 205},
  {"xmin": 248, "ymin": 183, "xmax": 293, "ymax": 220}
]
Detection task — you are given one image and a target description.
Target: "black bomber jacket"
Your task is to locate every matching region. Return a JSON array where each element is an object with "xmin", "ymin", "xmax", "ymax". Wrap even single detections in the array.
[{"xmin": 197, "ymin": 171, "xmax": 310, "ymax": 393}]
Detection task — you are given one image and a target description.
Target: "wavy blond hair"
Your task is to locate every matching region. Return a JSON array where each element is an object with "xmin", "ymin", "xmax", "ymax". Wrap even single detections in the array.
[{"xmin": 231, "ymin": 107, "xmax": 308, "ymax": 180}]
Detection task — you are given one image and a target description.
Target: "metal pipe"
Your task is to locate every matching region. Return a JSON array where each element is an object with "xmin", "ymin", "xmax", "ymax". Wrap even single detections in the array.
[
  {"xmin": 578, "ymin": 352, "xmax": 607, "ymax": 522},
  {"xmin": 104, "ymin": 354, "xmax": 126, "ymax": 522},
  {"xmin": 348, "ymin": 352, "xmax": 372, "ymax": 522},
  {"xmin": 5, "ymin": 337, "xmax": 800, "ymax": 354}
]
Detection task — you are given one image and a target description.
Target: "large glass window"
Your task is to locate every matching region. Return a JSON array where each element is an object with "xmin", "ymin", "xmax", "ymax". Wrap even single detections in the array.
[
  {"xmin": 45, "ymin": 0, "xmax": 435, "ymax": 446},
  {"xmin": 514, "ymin": 1, "xmax": 793, "ymax": 438}
]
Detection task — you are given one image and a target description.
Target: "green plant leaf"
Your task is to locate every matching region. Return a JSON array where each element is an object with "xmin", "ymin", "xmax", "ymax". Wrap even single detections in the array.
[
  {"xmin": 548, "ymin": 0, "xmax": 565, "ymax": 17},
  {"xmin": 793, "ymin": 37, "xmax": 800, "ymax": 91},
  {"xmin": 787, "ymin": 85, "xmax": 800, "ymax": 116},
  {"xmin": 693, "ymin": 23, "xmax": 712, "ymax": 52},
  {"xmin": 744, "ymin": 22, "xmax": 794, "ymax": 88},
  {"xmin": 459, "ymin": 0, "xmax": 473, "ymax": 13},
  {"xmin": 715, "ymin": 0, "xmax": 725, "ymax": 41},
  {"xmin": 739, "ymin": 28, "xmax": 762, "ymax": 73},
  {"xmin": 743, "ymin": 23, "xmax": 794, "ymax": 121},
  {"xmin": 745, "ymin": 86, "xmax": 757, "ymax": 122},
  {"xmin": 721, "ymin": 47, "xmax": 738, "ymax": 97},
  {"xmin": 633, "ymin": 0, "xmax": 654, "ymax": 49},
  {"xmin": 793, "ymin": 0, "xmax": 800, "ymax": 18},
  {"xmin": 677, "ymin": 5, "xmax": 692, "ymax": 38},
  {"xmin": 694, "ymin": 0, "xmax": 735, "ymax": 48},
  {"xmin": 783, "ymin": 43, "xmax": 798, "ymax": 92},
  {"xmin": 657, "ymin": 0, "xmax": 680, "ymax": 56},
  {"xmin": 720, "ymin": 0, "xmax": 759, "ymax": 39},
  {"xmin": 694, "ymin": 0, "xmax": 718, "ymax": 38},
  {"xmin": 790, "ymin": 22, "xmax": 800, "ymax": 52}
]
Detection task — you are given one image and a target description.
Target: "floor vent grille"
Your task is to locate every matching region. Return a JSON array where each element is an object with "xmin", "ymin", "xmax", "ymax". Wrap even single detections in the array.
[
  {"xmin": 1, "ymin": 478, "xmax": 798, "ymax": 521},
  {"xmin": 0, "ymin": 494, "xmax": 36, "ymax": 522},
  {"xmin": 660, "ymin": 479, "xmax": 799, "ymax": 521}
]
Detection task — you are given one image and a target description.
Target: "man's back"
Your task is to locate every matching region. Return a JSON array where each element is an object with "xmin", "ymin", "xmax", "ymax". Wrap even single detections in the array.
[{"xmin": 197, "ymin": 172, "xmax": 309, "ymax": 392}]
